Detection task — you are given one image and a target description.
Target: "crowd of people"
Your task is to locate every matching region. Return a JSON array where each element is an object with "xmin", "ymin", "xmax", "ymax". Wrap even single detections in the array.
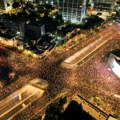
[{"xmin": 0, "ymin": 24, "xmax": 120, "ymax": 119}]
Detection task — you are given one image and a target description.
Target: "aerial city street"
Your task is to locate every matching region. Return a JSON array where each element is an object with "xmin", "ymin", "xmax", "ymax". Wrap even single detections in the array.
[{"xmin": 0, "ymin": 0, "xmax": 120, "ymax": 120}]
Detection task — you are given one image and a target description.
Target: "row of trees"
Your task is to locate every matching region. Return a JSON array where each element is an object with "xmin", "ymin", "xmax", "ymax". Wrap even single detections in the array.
[{"xmin": 44, "ymin": 99, "xmax": 95, "ymax": 120}]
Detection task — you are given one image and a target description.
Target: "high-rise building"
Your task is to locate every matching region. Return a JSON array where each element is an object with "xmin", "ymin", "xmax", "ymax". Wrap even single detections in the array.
[
  {"xmin": 57, "ymin": 0, "xmax": 87, "ymax": 23},
  {"xmin": 38, "ymin": 0, "xmax": 87, "ymax": 24}
]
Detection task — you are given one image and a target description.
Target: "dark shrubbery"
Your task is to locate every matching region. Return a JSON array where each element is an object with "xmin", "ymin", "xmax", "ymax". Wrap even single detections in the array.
[{"xmin": 44, "ymin": 98, "xmax": 95, "ymax": 120}]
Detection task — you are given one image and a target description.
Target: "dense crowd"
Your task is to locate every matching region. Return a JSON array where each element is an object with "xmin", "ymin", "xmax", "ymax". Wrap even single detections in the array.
[{"xmin": 0, "ymin": 24, "xmax": 120, "ymax": 119}]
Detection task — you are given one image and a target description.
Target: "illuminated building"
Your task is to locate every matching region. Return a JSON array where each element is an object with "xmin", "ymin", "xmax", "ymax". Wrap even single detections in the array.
[{"xmin": 57, "ymin": 0, "xmax": 87, "ymax": 23}]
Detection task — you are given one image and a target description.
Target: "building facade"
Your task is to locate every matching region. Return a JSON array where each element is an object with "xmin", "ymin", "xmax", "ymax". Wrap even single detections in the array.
[
  {"xmin": 94, "ymin": 0, "xmax": 115, "ymax": 12},
  {"xmin": 58, "ymin": 0, "xmax": 87, "ymax": 23}
]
